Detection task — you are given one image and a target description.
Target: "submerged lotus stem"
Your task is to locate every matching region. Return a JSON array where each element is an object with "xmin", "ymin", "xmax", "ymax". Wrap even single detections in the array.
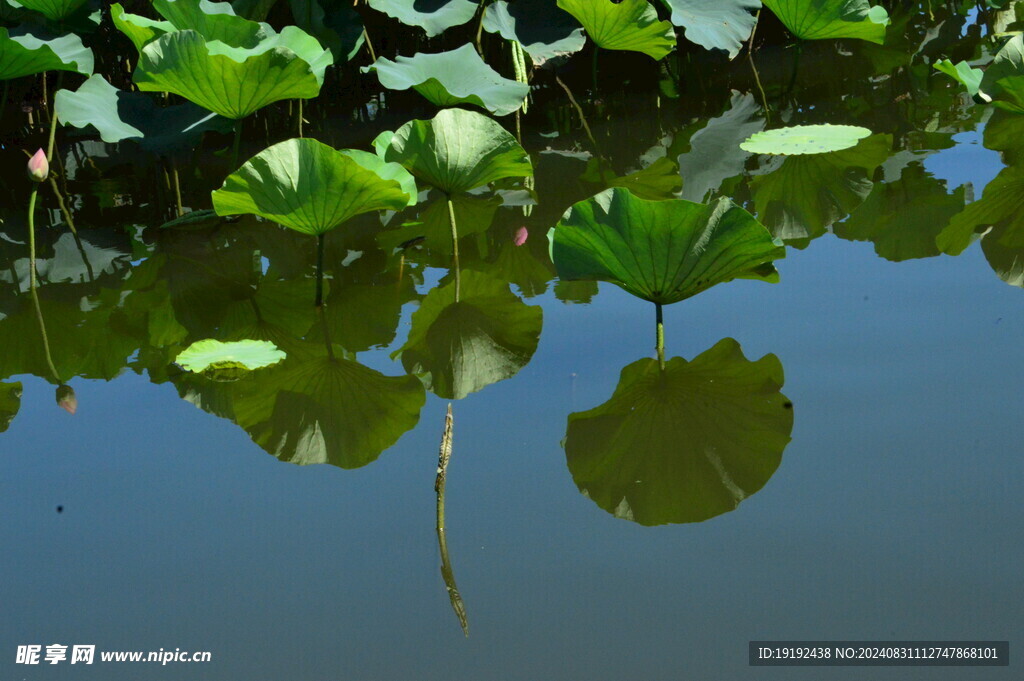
[
  {"xmin": 315, "ymin": 233, "xmax": 326, "ymax": 308},
  {"xmin": 554, "ymin": 75, "xmax": 600, "ymax": 155},
  {"xmin": 446, "ymin": 197, "xmax": 461, "ymax": 301},
  {"xmin": 435, "ymin": 403, "xmax": 468, "ymax": 636},
  {"xmin": 231, "ymin": 122, "xmax": 243, "ymax": 169},
  {"xmin": 655, "ymin": 302, "xmax": 665, "ymax": 371}
]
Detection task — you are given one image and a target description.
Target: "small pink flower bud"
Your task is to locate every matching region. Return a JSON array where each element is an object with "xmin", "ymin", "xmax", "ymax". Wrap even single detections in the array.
[
  {"xmin": 513, "ymin": 226, "xmax": 528, "ymax": 246},
  {"xmin": 27, "ymin": 148, "xmax": 48, "ymax": 183},
  {"xmin": 56, "ymin": 384, "xmax": 77, "ymax": 415}
]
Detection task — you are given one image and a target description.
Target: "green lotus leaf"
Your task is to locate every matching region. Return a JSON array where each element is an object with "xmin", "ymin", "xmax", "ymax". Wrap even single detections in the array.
[
  {"xmin": 740, "ymin": 124, "xmax": 872, "ymax": 155},
  {"xmin": 834, "ymin": 163, "xmax": 966, "ymax": 262},
  {"xmin": 363, "ymin": 44, "xmax": 529, "ymax": 117},
  {"xmin": 153, "ymin": 0, "xmax": 266, "ymax": 46},
  {"xmin": 231, "ymin": 0, "xmax": 277, "ymax": 19},
  {"xmin": 385, "ymin": 108, "xmax": 533, "ymax": 195},
  {"xmin": 9, "ymin": 0, "xmax": 87, "ymax": 21},
  {"xmin": 978, "ymin": 34, "xmax": 1024, "ymax": 113},
  {"xmin": 111, "ymin": 3, "xmax": 175, "ymax": 52},
  {"xmin": 748, "ymin": 133, "xmax": 891, "ymax": 245},
  {"xmin": 482, "ymin": 0, "xmax": 586, "ymax": 65},
  {"xmin": 557, "ymin": 0, "xmax": 676, "ymax": 59},
  {"xmin": 212, "ymin": 138, "xmax": 414, "ymax": 235},
  {"xmin": 762, "ymin": 0, "xmax": 888, "ymax": 43},
  {"xmin": 0, "ymin": 26, "xmax": 93, "ymax": 80},
  {"xmin": 0, "ymin": 381, "xmax": 22, "ymax": 434},
  {"xmin": 289, "ymin": 0, "xmax": 364, "ymax": 62},
  {"xmin": 378, "ymin": 194, "xmax": 500, "ymax": 254},
  {"xmin": 937, "ymin": 165, "xmax": 1024, "ymax": 287},
  {"xmin": 393, "ymin": 270, "xmax": 543, "ymax": 399},
  {"xmin": 133, "ymin": 27, "xmax": 332, "ymax": 119},
  {"xmin": 176, "ymin": 338, "xmax": 286, "ymax": 379},
  {"xmin": 678, "ymin": 91, "xmax": 764, "ymax": 201},
  {"xmin": 54, "ymin": 74, "xmax": 145, "ymax": 143},
  {"xmin": 548, "ymin": 187, "xmax": 785, "ymax": 306},
  {"xmin": 659, "ymin": 0, "xmax": 760, "ymax": 59},
  {"xmin": 366, "ymin": 0, "xmax": 477, "ymax": 38},
  {"xmin": 933, "ymin": 58, "xmax": 983, "ymax": 99},
  {"xmin": 565, "ymin": 338, "xmax": 793, "ymax": 526}
]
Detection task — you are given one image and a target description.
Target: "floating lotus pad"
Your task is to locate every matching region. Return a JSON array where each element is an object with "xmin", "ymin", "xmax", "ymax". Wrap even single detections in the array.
[
  {"xmin": 557, "ymin": 0, "xmax": 676, "ymax": 60},
  {"xmin": 761, "ymin": 0, "xmax": 889, "ymax": 44},
  {"xmin": 0, "ymin": 27, "xmax": 93, "ymax": 80},
  {"xmin": 176, "ymin": 339, "xmax": 286, "ymax": 378},
  {"xmin": 363, "ymin": 44, "xmax": 529, "ymax": 117},
  {"xmin": 740, "ymin": 124, "xmax": 873, "ymax": 155}
]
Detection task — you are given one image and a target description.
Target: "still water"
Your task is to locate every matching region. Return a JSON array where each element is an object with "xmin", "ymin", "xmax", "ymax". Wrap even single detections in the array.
[{"xmin": 1, "ymin": 7, "xmax": 1021, "ymax": 680}]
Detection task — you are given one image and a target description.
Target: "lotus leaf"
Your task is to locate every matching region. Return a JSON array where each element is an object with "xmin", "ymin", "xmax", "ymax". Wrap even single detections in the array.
[
  {"xmin": 564, "ymin": 338, "xmax": 792, "ymax": 525},
  {"xmin": 0, "ymin": 381, "xmax": 22, "ymax": 434},
  {"xmin": 0, "ymin": 27, "xmax": 93, "ymax": 80},
  {"xmin": 384, "ymin": 108, "xmax": 533, "ymax": 195},
  {"xmin": 393, "ymin": 270, "xmax": 543, "ymax": 399},
  {"xmin": 212, "ymin": 138, "xmax": 414, "ymax": 235},
  {"xmin": 548, "ymin": 187, "xmax": 784, "ymax": 306},
  {"xmin": 363, "ymin": 44, "xmax": 529, "ymax": 117},
  {"xmin": 133, "ymin": 27, "xmax": 332, "ymax": 119},
  {"xmin": 740, "ymin": 124, "xmax": 873, "ymax": 155},
  {"xmin": 659, "ymin": 0, "xmax": 760, "ymax": 59},
  {"xmin": 834, "ymin": 163, "xmax": 966, "ymax": 261},
  {"xmin": 762, "ymin": 0, "xmax": 889, "ymax": 44},
  {"xmin": 977, "ymin": 34, "xmax": 1024, "ymax": 113},
  {"xmin": 289, "ymin": 0, "xmax": 365, "ymax": 62},
  {"xmin": 556, "ymin": 0, "xmax": 676, "ymax": 60},
  {"xmin": 54, "ymin": 75, "xmax": 145, "ymax": 143},
  {"xmin": 482, "ymin": 0, "xmax": 586, "ymax": 65},
  {"xmin": 748, "ymin": 133, "xmax": 891, "ymax": 245},
  {"xmin": 366, "ymin": 0, "xmax": 477, "ymax": 38},
  {"xmin": 8, "ymin": 0, "xmax": 87, "ymax": 21},
  {"xmin": 176, "ymin": 338, "xmax": 286, "ymax": 378},
  {"xmin": 933, "ymin": 59, "xmax": 983, "ymax": 99},
  {"xmin": 112, "ymin": 0, "xmax": 268, "ymax": 51}
]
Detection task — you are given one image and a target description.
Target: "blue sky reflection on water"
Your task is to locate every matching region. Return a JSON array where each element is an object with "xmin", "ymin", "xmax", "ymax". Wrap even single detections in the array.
[{"xmin": 1, "ymin": 217, "xmax": 1020, "ymax": 679}]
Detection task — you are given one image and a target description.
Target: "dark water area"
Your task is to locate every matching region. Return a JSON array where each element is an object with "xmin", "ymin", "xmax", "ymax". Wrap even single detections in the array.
[{"xmin": 0, "ymin": 1, "xmax": 1021, "ymax": 679}]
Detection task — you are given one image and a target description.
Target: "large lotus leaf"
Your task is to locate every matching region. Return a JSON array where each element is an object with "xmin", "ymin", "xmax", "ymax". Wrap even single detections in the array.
[
  {"xmin": 0, "ymin": 382, "xmax": 22, "ymax": 433},
  {"xmin": 978, "ymin": 34, "xmax": 1024, "ymax": 114},
  {"xmin": 133, "ymin": 27, "xmax": 332, "ymax": 119},
  {"xmin": 366, "ymin": 0, "xmax": 477, "ymax": 38},
  {"xmin": 337, "ymin": 148, "xmax": 418, "ymax": 207},
  {"xmin": 748, "ymin": 133, "xmax": 891, "ymax": 245},
  {"xmin": 10, "ymin": 0, "xmax": 87, "ymax": 21},
  {"xmin": 762, "ymin": 0, "xmax": 889, "ymax": 44},
  {"xmin": 363, "ymin": 44, "xmax": 529, "ymax": 117},
  {"xmin": 111, "ymin": 3, "xmax": 175, "ymax": 52},
  {"xmin": 153, "ymin": 0, "xmax": 267, "ymax": 46},
  {"xmin": 181, "ymin": 345, "xmax": 426, "ymax": 469},
  {"xmin": 393, "ymin": 270, "xmax": 543, "ymax": 400},
  {"xmin": 231, "ymin": 0, "xmax": 276, "ymax": 19},
  {"xmin": 556, "ymin": 0, "xmax": 676, "ymax": 59},
  {"xmin": 0, "ymin": 27, "xmax": 93, "ymax": 80},
  {"xmin": 581, "ymin": 156, "xmax": 683, "ymax": 201},
  {"xmin": 678, "ymin": 91, "xmax": 764, "ymax": 201},
  {"xmin": 741, "ymin": 124, "xmax": 872, "ymax": 155},
  {"xmin": 54, "ymin": 75, "xmax": 145, "ymax": 143},
  {"xmin": 933, "ymin": 59, "xmax": 983, "ymax": 99},
  {"xmin": 212, "ymin": 138, "xmax": 413, "ymax": 235},
  {"xmin": 385, "ymin": 108, "xmax": 533, "ymax": 195},
  {"xmin": 982, "ymin": 110, "xmax": 1024, "ymax": 165},
  {"xmin": 289, "ymin": 0, "xmax": 364, "ymax": 62},
  {"xmin": 659, "ymin": 0, "xmax": 759, "ymax": 59},
  {"xmin": 937, "ymin": 164, "xmax": 1024, "ymax": 253},
  {"xmin": 565, "ymin": 338, "xmax": 793, "ymax": 525},
  {"xmin": 482, "ymin": 0, "xmax": 586, "ymax": 65},
  {"xmin": 548, "ymin": 188, "xmax": 785, "ymax": 306},
  {"xmin": 834, "ymin": 163, "xmax": 966, "ymax": 262}
]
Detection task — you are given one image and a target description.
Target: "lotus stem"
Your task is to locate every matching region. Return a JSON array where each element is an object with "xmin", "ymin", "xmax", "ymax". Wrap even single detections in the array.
[
  {"xmin": 1, "ymin": 81, "xmax": 8, "ymax": 123},
  {"xmin": 297, "ymin": 99, "xmax": 304, "ymax": 138},
  {"xmin": 747, "ymin": 9, "xmax": 761, "ymax": 53},
  {"xmin": 28, "ymin": 187, "xmax": 39, "ymax": 290},
  {"xmin": 475, "ymin": 0, "xmax": 487, "ymax": 57},
  {"xmin": 29, "ymin": 285, "xmax": 61, "ymax": 384},
  {"xmin": 171, "ymin": 162, "xmax": 184, "ymax": 217},
  {"xmin": 362, "ymin": 28, "xmax": 377, "ymax": 62},
  {"xmin": 447, "ymin": 197, "xmax": 461, "ymax": 301},
  {"xmin": 317, "ymin": 303, "xmax": 336, "ymax": 363},
  {"xmin": 231, "ymin": 121, "xmax": 242, "ymax": 169},
  {"xmin": 315, "ymin": 233, "xmax": 326, "ymax": 308},
  {"xmin": 655, "ymin": 302, "xmax": 665, "ymax": 371},
  {"xmin": 435, "ymin": 403, "xmax": 468, "ymax": 636},
  {"xmin": 48, "ymin": 177, "xmax": 77, "ymax": 236},
  {"xmin": 749, "ymin": 53, "xmax": 770, "ymax": 122},
  {"xmin": 554, "ymin": 75, "xmax": 600, "ymax": 155}
]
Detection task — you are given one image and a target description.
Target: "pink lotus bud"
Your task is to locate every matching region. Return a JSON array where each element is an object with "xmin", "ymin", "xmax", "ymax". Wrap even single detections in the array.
[
  {"xmin": 56, "ymin": 384, "xmax": 77, "ymax": 415},
  {"xmin": 513, "ymin": 226, "xmax": 528, "ymax": 246},
  {"xmin": 27, "ymin": 148, "xmax": 48, "ymax": 182}
]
